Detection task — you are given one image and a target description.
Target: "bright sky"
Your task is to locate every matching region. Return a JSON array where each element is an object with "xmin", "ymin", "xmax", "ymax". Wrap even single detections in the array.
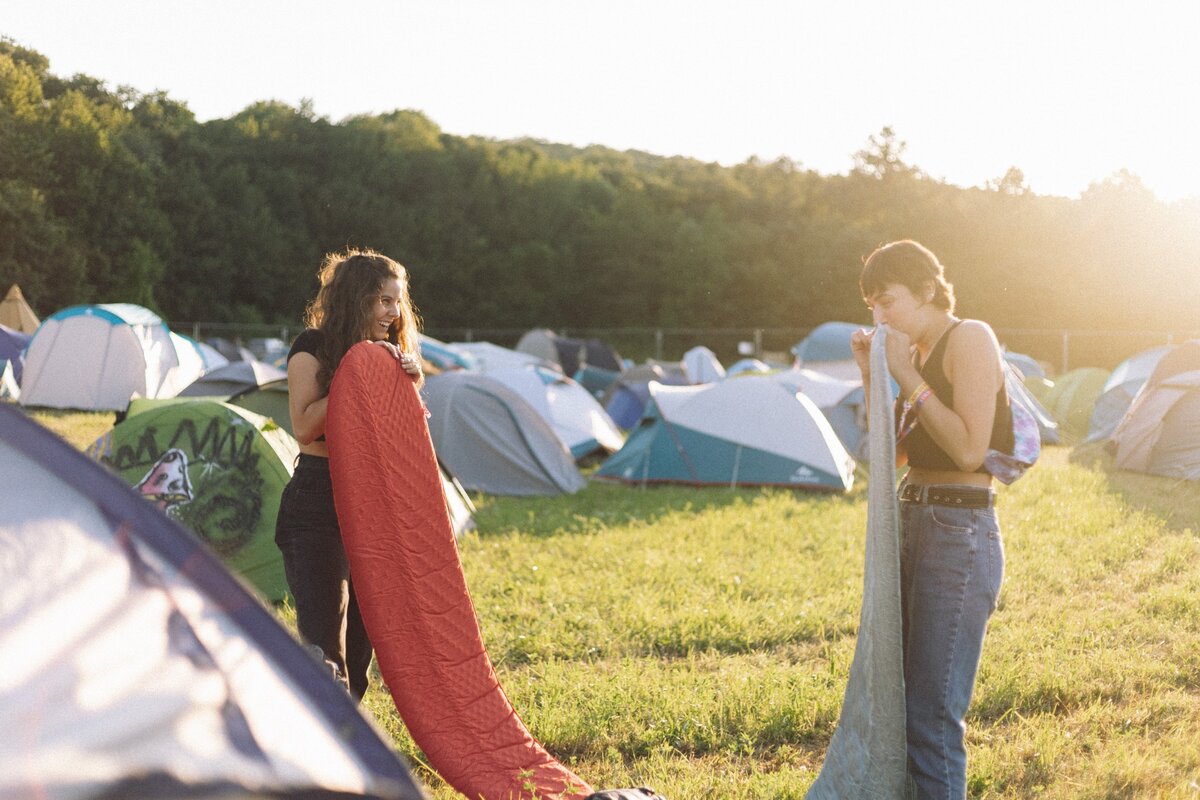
[{"xmin": 6, "ymin": 1, "xmax": 1199, "ymax": 201}]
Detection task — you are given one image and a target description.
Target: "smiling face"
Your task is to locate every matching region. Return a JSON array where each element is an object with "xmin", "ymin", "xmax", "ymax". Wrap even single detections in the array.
[{"xmin": 368, "ymin": 277, "xmax": 404, "ymax": 341}]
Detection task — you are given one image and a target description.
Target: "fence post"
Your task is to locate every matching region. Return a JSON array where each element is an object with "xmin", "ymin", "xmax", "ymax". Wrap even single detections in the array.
[
  {"xmin": 1061, "ymin": 332, "xmax": 1069, "ymax": 375},
  {"xmin": 465, "ymin": 328, "xmax": 474, "ymax": 342},
  {"xmin": 655, "ymin": 329, "xmax": 663, "ymax": 361},
  {"xmin": 192, "ymin": 322, "xmax": 200, "ymax": 340},
  {"xmin": 754, "ymin": 328, "xmax": 763, "ymax": 358}
]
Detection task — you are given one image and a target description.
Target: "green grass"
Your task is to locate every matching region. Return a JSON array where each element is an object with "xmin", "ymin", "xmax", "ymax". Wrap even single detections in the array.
[{"xmin": 21, "ymin": 405, "xmax": 1200, "ymax": 799}]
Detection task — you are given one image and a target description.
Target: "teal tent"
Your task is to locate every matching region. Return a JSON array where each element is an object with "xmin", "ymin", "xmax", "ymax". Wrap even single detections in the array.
[{"xmin": 596, "ymin": 377, "xmax": 855, "ymax": 491}]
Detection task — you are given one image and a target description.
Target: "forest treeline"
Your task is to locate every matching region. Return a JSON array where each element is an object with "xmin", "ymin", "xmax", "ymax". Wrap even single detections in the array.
[{"xmin": 2, "ymin": 38, "xmax": 1197, "ymax": 341}]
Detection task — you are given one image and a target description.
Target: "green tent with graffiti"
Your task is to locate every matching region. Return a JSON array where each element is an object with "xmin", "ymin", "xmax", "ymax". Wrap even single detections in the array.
[{"xmin": 87, "ymin": 398, "xmax": 298, "ymax": 601}]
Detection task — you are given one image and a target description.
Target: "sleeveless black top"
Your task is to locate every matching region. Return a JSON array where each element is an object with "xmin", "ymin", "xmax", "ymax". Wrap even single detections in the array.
[{"xmin": 897, "ymin": 321, "xmax": 1014, "ymax": 473}]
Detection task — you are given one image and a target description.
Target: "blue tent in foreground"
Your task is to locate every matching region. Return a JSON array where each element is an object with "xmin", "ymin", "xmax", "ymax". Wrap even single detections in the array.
[{"xmin": 0, "ymin": 404, "xmax": 424, "ymax": 799}]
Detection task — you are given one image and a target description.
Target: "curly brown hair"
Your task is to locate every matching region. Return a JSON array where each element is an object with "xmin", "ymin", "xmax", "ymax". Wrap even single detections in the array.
[{"xmin": 303, "ymin": 249, "xmax": 422, "ymax": 393}]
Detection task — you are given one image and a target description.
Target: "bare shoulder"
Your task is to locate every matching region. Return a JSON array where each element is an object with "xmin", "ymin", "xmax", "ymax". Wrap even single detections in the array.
[
  {"xmin": 287, "ymin": 351, "xmax": 318, "ymax": 373},
  {"xmin": 946, "ymin": 319, "xmax": 1003, "ymax": 384},
  {"xmin": 287, "ymin": 352, "xmax": 321, "ymax": 390},
  {"xmin": 948, "ymin": 319, "xmax": 1001, "ymax": 356}
]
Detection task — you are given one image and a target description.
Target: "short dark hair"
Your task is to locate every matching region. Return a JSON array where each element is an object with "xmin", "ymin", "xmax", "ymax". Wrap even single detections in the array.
[{"xmin": 860, "ymin": 239, "xmax": 956, "ymax": 312}]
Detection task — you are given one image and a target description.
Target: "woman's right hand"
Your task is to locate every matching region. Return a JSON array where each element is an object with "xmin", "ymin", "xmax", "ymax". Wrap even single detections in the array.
[{"xmin": 851, "ymin": 327, "xmax": 874, "ymax": 376}]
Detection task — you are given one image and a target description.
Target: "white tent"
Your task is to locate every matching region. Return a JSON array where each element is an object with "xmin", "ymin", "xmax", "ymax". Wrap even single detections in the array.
[
  {"xmin": 791, "ymin": 321, "xmax": 863, "ymax": 381},
  {"xmin": 485, "ymin": 364, "xmax": 625, "ymax": 459},
  {"xmin": 726, "ymin": 358, "xmax": 772, "ymax": 378},
  {"xmin": 682, "ymin": 346, "xmax": 725, "ymax": 384},
  {"xmin": 1113, "ymin": 371, "xmax": 1200, "ymax": 478},
  {"xmin": 769, "ymin": 367, "xmax": 868, "ymax": 460},
  {"xmin": 20, "ymin": 304, "xmax": 206, "ymax": 410},
  {"xmin": 0, "ymin": 359, "xmax": 19, "ymax": 400},
  {"xmin": 448, "ymin": 341, "xmax": 553, "ymax": 373},
  {"xmin": 178, "ymin": 360, "xmax": 288, "ymax": 398},
  {"xmin": 0, "ymin": 403, "xmax": 424, "ymax": 799},
  {"xmin": 596, "ymin": 376, "xmax": 856, "ymax": 490}
]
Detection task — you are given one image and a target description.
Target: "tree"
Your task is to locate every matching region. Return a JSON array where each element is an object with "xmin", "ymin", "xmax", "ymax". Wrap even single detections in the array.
[
  {"xmin": 852, "ymin": 126, "xmax": 916, "ymax": 179},
  {"xmin": 989, "ymin": 166, "xmax": 1028, "ymax": 196}
]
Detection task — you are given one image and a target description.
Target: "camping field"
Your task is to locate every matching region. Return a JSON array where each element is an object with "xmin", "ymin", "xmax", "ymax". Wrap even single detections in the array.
[{"xmin": 24, "ymin": 407, "xmax": 1200, "ymax": 799}]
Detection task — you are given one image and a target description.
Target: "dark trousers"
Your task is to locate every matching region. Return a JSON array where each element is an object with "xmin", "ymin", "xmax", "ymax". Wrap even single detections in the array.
[{"xmin": 274, "ymin": 454, "xmax": 373, "ymax": 701}]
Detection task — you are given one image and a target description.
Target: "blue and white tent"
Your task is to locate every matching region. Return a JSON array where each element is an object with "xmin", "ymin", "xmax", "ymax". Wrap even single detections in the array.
[
  {"xmin": 792, "ymin": 321, "xmax": 864, "ymax": 381},
  {"xmin": 0, "ymin": 322, "xmax": 31, "ymax": 383},
  {"xmin": 603, "ymin": 362, "xmax": 691, "ymax": 431},
  {"xmin": 0, "ymin": 359, "xmax": 19, "ymax": 400},
  {"xmin": 769, "ymin": 367, "xmax": 868, "ymax": 461},
  {"xmin": 485, "ymin": 364, "xmax": 625, "ymax": 460},
  {"xmin": 595, "ymin": 377, "xmax": 856, "ymax": 491},
  {"xmin": 447, "ymin": 341, "xmax": 551, "ymax": 373},
  {"xmin": 419, "ymin": 334, "xmax": 478, "ymax": 371},
  {"xmin": 1087, "ymin": 345, "xmax": 1173, "ymax": 442},
  {"xmin": 682, "ymin": 346, "xmax": 725, "ymax": 384},
  {"xmin": 0, "ymin": 403, "xmax": 424, "ymax": 799},
  {"xmin": 20, "ymin": 304, "xmax": 206, "ymax": 410}
]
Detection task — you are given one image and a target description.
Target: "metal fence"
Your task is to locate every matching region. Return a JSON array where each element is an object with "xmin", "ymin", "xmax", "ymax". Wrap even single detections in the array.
[{"xmin": 177, "ymin": 322, "xmax": 1200, "ymax": 376}]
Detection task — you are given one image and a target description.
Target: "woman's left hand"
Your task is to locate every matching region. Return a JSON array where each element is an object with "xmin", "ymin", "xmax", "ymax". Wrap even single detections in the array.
[
  {"xmin": 399, "ymin": 352, "xmax": 423, "ymax": 378},
  {"xmin": 372, "ymin": 340, "xmax": 402, "ymax": 360},
  {"xmin": 883, "ymin": 325, "xmax": 919, "ymax": 383},
  {"xmin": 372, "ymin": 340, "xmax": 423, "ymax": 378}
]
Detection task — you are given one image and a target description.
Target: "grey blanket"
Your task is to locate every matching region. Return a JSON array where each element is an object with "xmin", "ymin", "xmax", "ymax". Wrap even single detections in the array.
[{"xmin": 806, "ymin": 324, "xmax": 912, "ymax": 799}]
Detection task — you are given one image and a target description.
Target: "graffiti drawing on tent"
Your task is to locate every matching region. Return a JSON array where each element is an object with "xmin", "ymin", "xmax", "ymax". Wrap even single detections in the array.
[{"xmin": 87, "ymin": 398, "xmax": 298, "ymax": 601}]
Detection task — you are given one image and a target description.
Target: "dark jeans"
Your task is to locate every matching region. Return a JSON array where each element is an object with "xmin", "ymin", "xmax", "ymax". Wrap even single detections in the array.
[{"xmin": 274, "ymin": 454, "xmax": 373, "ymax": 701}]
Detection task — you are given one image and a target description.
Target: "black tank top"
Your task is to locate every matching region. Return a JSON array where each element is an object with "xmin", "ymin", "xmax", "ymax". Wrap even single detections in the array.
[{"xmin": 898, "ymin": 320, "xmax": 1014, "ymax": 473}]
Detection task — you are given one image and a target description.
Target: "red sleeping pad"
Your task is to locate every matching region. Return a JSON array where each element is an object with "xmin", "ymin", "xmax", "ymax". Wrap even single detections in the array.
[{"xmin": 327, "ymin": 342, "xmax": 592, "ymax": 799}]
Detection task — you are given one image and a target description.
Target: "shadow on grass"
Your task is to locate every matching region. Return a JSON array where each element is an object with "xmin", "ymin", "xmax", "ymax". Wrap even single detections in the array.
[
  {"xmin": 469, "ymin": 470, "xmax": 867, "ymax": 540},
  {"xmin": 1069, "ymin": 441, "xmax": 1200, "ymax": 536}
]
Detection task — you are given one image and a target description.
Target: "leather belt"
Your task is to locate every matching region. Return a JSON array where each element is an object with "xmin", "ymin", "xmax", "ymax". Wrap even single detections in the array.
[{"xmin": 899, "ymin": 483, "xmax": 993, "ymax": 509}]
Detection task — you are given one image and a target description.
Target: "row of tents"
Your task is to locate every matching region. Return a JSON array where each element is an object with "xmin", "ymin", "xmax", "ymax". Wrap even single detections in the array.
[{"xmin": 8, "ymin": 297, "xmax": 1198, "ymax": 605}]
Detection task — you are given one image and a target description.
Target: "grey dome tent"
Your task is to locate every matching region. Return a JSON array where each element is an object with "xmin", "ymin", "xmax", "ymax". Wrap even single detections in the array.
[
  {"xmin": 0, "ymin": 403, "xmax": 424, "ymax": 799},
  {"xmin": 421, "ymin": 372, "xmax": 586, "ymax": 496},
  {"xmin": 1112, "ymin": 340, "xmax": 1200, "ymax": 479},
  {"xmin": 178, "ymin": 360, "xmax": 287, "ymax": 397},
  {"xmin": 1087, "ymin": 345, "xmax": 1172, "ymax": 442},
  {"xmin": 227, "ymin": 380, "xmax": 477, "ymax": 536},
  {"xmin": 516, "ymin": 328, "xmax": 623, "ymax": 376}
]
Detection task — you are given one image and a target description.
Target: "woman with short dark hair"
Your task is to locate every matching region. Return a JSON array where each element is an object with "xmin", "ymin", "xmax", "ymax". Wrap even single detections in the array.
[{"xmin": 852, "ymin": 240, "xmax": 1009, "ymax": 799}]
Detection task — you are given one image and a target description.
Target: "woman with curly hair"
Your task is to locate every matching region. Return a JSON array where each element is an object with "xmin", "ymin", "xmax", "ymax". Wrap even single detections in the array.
[{"xmin": 274, "ymin": 249, "xmax": 423, "ymax": 701}]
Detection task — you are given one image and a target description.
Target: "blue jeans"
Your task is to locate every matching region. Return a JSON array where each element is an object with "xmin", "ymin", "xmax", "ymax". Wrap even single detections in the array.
[{"xmin": 900, "ymin": 495, "xmax": 1004, "ymax": 800}]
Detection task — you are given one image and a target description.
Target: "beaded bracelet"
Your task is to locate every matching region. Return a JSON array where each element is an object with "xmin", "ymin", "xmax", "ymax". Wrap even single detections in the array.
[
  {"xmin": 897, "ymin": 385, "xmax": 934, "ymax": 442},
  {"xmin": 905, "ymin": 380, "xmax": 931, "ymax": 408}
]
